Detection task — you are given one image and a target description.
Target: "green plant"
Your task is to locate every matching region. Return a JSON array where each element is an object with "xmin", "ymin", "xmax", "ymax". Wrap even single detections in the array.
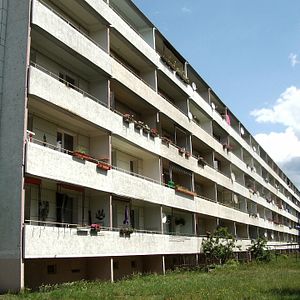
[
  {"xmin": 167, "ymin": 180, "xmax": 175, "ymax": 189},
  {"xmin": 74, "ymin": 145, "xmax": 88, "ymax": 154},
  {"xmin": 202, "ymin": 226, "xmax": 237, "ymax": 265},
  {"xmin": 249, "ymin": 237, "xmax": 272, "ymax": 262},
  {"xmin": 120, "ymin": 227, "xmax": 134, "ymax": 237}
]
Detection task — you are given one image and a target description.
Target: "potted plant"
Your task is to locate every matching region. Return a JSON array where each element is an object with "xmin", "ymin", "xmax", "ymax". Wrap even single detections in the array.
[
  {"xmin": 120, "ymin": 227, "xmax": 134, "ymax": 238},
  {"xmin": 135, "ymin": 120, "xmax": 144, "ymax": 130},
  {"xmin": 185, "ymin": 151, "xmax": 191, "ymax": 158},
  {"xmin": 143, "ymin": 124, "xmax": 151, "ymax": 134},
  {"xmin": 123, "ymin": 113, "xmax": 134, "ymax": 123},
  {"xmin": 73, "ymin": 146, "xmax": 96, "ymax": 163},
  {"xmin": 197, "ymin": 156, "xmax": 207, "ymax": 167},
  {"xmin": 167, "ymin": 180, "xmax": 175, "ymax": 189},
  {"xmin": 150, "ymin": 128, "xmax": 159, "ymax": 137},
  {"xmin": 178, "ymin": 147, "xmax": 185, "ymax": 154},
  {"xmin": 90, "ymin": 223, "xmax": 101, "ymax": 234}
]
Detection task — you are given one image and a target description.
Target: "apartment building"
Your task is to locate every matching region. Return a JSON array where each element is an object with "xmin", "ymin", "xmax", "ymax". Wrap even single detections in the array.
[{"xmin": 0, "ymin": 0, "xmax": 299, "ymax": 292}]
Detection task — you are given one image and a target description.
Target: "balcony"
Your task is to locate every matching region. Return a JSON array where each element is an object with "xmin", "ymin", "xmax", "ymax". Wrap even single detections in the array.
[
  {"xmin": 31, "ymin": 0, "xmax": 111, "ymax": 74},
  {"xmin": 25, "ymin": 141, "xmax": 197, "ymax": 212},
  {"xmin": 28, "ymin": 65, "xmax": 159, "ymax": 155},
  {"xmin": 23, "ymin": 223, "xmax": 201, "ymax": 258}
]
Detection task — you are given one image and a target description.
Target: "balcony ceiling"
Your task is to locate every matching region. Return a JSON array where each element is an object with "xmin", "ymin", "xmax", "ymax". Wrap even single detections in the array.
[
  {"xmin": 110, "ymin": 0, "xmax": 151, "ymax": 31},
  {"xmin": 29, "ymin": 97, "xmax": 107, "ymax": 137},
  {"xmin": 112, "ymin": 136, "xmax": 154, "ymax": 160},
  {"xmin": 48, "ymin": 0, "xmax": 108, "ymax": 30},
  {"xmin": 110, "ymin": 29, "xmax": 154, "ymax": 72},
  {"xmin": 111, "ymin": 80, "xmax": 156, "ymax": 114},
  {"xmin": 31, "ymin": 29, "xmax": 107, "ymax": 81}
]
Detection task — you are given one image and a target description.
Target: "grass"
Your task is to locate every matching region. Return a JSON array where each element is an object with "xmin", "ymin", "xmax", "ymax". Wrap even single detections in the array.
[{"xmin": 2, "ymin": 255, "xmax": 300, "ymax": 300}]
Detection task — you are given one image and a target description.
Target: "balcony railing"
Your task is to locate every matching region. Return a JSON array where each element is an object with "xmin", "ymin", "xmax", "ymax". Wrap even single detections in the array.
[
  {"xmin": 24, "ymin": 219, "xmax": 199, "ymax": 238},
  {"xmin": 38, "ymin": 0, "xmax": 107, "ymax": 53},
  {"xmin": 110, "ymin": 53, "xmax": 156, "ymax": 91},
  {"xmin": 30, "ymin": 63, "xmax": 108, "ymax": 108},
  {"xmin": 26, "ymin": 137, "xmax": 216, "ymax": 203}
]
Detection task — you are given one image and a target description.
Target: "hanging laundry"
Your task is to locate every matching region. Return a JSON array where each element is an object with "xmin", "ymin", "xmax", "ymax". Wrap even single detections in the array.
[{"xmin": 225, "ymin": 113, "xmax": 231, "ymax": 126}]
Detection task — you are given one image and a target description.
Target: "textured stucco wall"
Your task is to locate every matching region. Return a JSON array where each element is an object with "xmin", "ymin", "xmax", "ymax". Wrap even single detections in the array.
[{"xmin": 0, "ymin": 0, "xmax": 30, "ymax": 293}]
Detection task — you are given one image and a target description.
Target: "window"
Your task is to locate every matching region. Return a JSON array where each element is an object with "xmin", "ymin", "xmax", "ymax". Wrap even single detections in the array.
[
  {"xmin": 57, "ymin": 131, "xmax": 74, "ymax": 152},
  {"xmin": 66, "ymin": 75, "xmax": 75, "ymax": 87},
  {"xmin": 58, "ymin": 72, "xmax": 77, "ymax": 89}
]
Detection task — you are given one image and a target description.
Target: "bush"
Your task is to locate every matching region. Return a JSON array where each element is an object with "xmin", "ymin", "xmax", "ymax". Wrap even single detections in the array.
[
  {"xmin": 249, "ymin": 238, "xmax": 272, "ymax": 262},
  {"xmin": 202, "ymin": 227, "xmax": 238, "ymax": 265}
]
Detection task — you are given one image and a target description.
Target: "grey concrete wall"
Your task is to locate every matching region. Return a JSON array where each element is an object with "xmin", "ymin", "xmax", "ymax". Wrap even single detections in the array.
[{"xmin": 0, "ymin": 0, "xmax": 30, "ymax": 293}]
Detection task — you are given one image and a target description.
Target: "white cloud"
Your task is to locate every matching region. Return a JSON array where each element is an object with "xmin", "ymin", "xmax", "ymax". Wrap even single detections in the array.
[
  {"xmin": 255, "ymin": 127, "xmax": 300, "ymax": 164},
  {"xmin": 251, "ymin": 86, "xmax": 300, "ymax": 188},
  {"xmin": 181, "ymin": 6, "xmax": 192, "ymax": 14},
  {"xmin": 289, "ymin": 53, "xmax": 299, "ymax": 67},
  {"xmin": 250, "ymin": 86, "xmax": 300, "ymax": 132}
]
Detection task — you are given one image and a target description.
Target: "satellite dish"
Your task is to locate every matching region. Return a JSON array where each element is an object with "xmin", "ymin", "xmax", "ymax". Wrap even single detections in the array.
[
  {"xmin": 192, "ymin": 82, "xmax": 197, "ymax": 91},
  {"xmin": 211, "ymin": 102, "xmax": 216, "ymax": 110},
  {"xmin": 188, "ymin": 112, "xmax": 193, "ymax": 121},
  {"xmin": 162, "ymin": 213, "xmax": 167, "ymax": 224},
  {"xmin": 240, "ymin": 127, "xmax": 245, "ymax": 136}
]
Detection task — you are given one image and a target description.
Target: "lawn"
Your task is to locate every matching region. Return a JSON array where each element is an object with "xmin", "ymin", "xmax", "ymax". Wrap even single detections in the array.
[{"xmin": 2, "ymin": 255, "xmax": 300, "ymax": 300}]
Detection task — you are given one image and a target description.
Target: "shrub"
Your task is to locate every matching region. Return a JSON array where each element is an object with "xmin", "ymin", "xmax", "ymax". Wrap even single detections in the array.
[
  {"xmin": 202, "ymin": 227, "xmax": 238, "ymax": 265},
  {"xmin": 249, "ymin": 238, "xmax": 272, "ymax": 262}
]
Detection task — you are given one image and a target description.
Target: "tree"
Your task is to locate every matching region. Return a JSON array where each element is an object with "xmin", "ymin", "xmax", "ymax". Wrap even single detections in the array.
[
  {"xmin": 202, "ymin": 227, "xmax": 237, "ymax": 265},
  {"xmin": 249, "ymin": 237, "xmax": 272, "ymax": 262}
]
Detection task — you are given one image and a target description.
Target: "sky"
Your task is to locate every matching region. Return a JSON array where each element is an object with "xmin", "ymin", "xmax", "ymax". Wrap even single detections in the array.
[{"xmin": 133, "ymin": 0, "xmax": 300, "ymax": 188}]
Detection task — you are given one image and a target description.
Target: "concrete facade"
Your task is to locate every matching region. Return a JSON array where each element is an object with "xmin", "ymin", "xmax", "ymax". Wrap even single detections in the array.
[
  {"xmin": 0, "ymin": 0, "xmax": 31, "ymax": 292},
  {"xmin": 0, "ymin": 0, "xmax": 299, "ymax": 292}
]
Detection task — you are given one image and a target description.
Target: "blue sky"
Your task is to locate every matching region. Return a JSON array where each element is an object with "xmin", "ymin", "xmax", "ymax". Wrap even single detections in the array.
[{"xmin": 133, "ymin": 0, "xmax": 300, "ymax": 187}]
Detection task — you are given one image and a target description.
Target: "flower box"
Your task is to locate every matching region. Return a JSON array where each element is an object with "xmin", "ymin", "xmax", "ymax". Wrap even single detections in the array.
[
  {"xmin": 176, "ymin": 69, "xmax": 190, "ymax": 84},
  {"xmin": 175, "ymin": 185, "xmax": 196, "ymax": 197},
  {"xmin": 161, "ymin": 55, "xmax": 177, "ymax": 71},
  {"xmin": 162, "ymin": 136, "xmax": 172, "ymax": 146},
  {"xmin": 97, "ymin": 162, "xmax": 112, "ymax": 171},
  {"xmin": 73, "ymin": 151, "xmax": 97, "ymax": 163}
]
